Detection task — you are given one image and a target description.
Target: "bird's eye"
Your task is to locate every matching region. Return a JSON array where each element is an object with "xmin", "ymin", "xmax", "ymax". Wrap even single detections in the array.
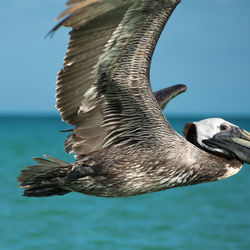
[{"xmin": 220, "ymin": 124, "xmax": 230, "ymax": 131}]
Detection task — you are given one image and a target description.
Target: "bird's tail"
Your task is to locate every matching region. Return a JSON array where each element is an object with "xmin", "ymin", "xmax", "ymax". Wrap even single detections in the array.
[{"xmin": 18, "ymin": 155, "xmax": 72, "ymax": 197}]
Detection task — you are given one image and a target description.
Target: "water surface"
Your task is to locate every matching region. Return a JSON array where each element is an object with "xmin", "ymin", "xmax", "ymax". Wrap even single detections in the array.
[{"xmin": 1, "ymin": 115, "xmax": 250, "ymax": 250}]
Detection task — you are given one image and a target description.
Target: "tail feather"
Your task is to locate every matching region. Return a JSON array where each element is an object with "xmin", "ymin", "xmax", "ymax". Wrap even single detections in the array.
[
  {"xmin": 23, "ymin": 184, "xmax": 69, "ymax": 197},
  {"xmin": 18, "ymin": 155, "xmax": 72, "ymax": 197}
]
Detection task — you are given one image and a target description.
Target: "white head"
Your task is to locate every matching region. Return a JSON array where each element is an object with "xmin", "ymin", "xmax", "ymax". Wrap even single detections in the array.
[
  {"xmin": 193, "ymin": 118, "xmax": 236, "ymax": 154},
  {"xmin": 183, "ymin": 118, "xmax": 250, "ymax": 163}
]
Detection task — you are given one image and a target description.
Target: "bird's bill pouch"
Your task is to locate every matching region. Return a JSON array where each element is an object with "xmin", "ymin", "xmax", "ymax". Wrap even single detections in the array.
[{"xmin": 203, "ymin": 126, "xmax": 250, "ymax": 164}]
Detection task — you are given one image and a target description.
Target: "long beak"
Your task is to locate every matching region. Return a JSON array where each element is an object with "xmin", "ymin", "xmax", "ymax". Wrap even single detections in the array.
[
  {"xmin": 232, "ymin": 129, "xmax": 250, "ymax": 149},
  {"xmin": 203, "ymin": 126, "xmax": 250, "ymax": 164}
]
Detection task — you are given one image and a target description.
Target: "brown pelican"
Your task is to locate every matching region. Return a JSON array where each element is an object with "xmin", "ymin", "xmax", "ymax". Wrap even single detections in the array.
[{"xmin": 18, "ymin": 0, "xmax": 250, "ymax": 197}]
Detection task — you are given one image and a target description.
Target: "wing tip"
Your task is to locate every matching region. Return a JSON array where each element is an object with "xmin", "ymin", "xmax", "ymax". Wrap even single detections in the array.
[{"xmin": 174, "ymin": 84, "xmax": 187, "ymax": 92}]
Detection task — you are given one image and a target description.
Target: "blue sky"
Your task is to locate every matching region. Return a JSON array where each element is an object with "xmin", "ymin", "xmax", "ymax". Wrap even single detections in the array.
[{"xmin": 1, "ymin": 0, "xmax": 250, "ymax": 116}]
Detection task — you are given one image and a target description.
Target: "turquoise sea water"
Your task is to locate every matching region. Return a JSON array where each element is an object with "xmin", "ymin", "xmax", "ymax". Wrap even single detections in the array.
[{"xmin": 1, "ymin": 115, "xmax": 250, "ymax": 250}]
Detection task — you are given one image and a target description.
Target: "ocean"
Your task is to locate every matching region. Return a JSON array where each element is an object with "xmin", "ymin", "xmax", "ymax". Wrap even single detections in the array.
[{"xmin": 1, "ymin": 115, "xmax": 250, "ymax": 250}]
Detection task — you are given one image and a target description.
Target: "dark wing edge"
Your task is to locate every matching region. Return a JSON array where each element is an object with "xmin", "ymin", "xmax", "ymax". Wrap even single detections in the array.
[{"xmin": 154, "ymin": 84, "xmax": 187, "ymax": 110}]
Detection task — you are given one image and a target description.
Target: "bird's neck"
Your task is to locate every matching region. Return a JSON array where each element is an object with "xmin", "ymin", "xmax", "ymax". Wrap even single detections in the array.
[
  {"xmin": 159, "ymin": 140, "xmax": 243, "ymax": 190},
  {"xmin": 183, "ymin": 144, "xmax": 243, "ymax": 186}
]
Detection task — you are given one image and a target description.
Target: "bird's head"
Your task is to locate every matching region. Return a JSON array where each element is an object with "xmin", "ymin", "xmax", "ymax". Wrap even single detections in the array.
[{"xmin": 183, "ymin": 118, "xmax": 250, "ymax": 164}]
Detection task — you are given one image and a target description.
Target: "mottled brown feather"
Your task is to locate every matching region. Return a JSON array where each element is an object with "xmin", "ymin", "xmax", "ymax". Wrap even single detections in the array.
[
  {"xmin": 18, "ymin": 0, "xmax": 245, "ymax": 198},
  {"xmin": 53, "ymin": 0, "xmax": 181, "ymax": 157}
]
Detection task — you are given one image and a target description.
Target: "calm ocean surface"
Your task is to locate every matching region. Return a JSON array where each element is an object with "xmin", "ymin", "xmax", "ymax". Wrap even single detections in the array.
[{"xmin": 1, "ymin": 115, "xmax": 250, "ymax": 250}]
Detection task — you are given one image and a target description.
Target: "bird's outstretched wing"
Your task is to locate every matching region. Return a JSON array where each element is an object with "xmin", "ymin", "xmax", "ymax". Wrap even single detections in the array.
[
  {"xmin": 53, "ymin": 0, "xmax": 181, "ymax": 157},
  {"xmin": 154, "ymin": 84, "xmax": 187, "ymax": 110}
]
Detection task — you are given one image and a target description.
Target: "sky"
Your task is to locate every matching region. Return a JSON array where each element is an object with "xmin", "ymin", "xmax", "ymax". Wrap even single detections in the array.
[{"xmin": 1, "ymin": 0, "xmax": 250, "ymax": 116}]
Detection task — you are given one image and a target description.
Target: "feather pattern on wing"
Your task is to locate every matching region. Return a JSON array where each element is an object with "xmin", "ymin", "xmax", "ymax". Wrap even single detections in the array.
[{"xmin": 53, "ymin": 0, "xmax": 181, "ymax": 157}]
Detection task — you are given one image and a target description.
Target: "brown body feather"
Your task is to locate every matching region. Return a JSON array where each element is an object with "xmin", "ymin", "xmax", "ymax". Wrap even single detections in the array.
[{"xmin": 18, "ymin": 0, "xmax": 243, "ymax": 197}]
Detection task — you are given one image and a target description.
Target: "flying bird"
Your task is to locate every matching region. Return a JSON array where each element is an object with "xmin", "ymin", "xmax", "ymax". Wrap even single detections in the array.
[{"xmin": 18, "ymin": 0, "xmax": 250, "ymax": 197}]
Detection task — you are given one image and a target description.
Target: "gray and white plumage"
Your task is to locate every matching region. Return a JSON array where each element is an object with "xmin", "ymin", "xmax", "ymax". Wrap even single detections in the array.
[
  {"xmin": 18, "ymin": 0, "xmax": 250, "ymax": 197},
  {"xmin": 54, "ymin": 0, "xmax": 181, "ymax": 157}
]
